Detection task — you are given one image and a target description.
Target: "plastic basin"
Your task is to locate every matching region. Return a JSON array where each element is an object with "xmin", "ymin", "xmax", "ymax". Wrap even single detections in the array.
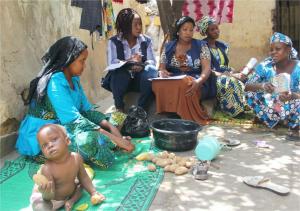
[{"xmin": 151, "ymin": 119, "xmax": 202, "ymax": 151}]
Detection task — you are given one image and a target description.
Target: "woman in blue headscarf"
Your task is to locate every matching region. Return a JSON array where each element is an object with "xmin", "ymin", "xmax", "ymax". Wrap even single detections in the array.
[
  {"xmin": 245, "ymin": 32, "xmax": 299, "ymax": 136},
  {"xmin": 16, "ymin": 36, "xmax": 134, "ymax": 168},
  {"xmin": 198, "ymin": 16, "xmax": 246, "ymax": 117}
]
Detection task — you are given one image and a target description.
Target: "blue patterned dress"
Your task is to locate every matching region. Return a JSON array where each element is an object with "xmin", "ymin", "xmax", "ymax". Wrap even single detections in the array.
[
  {"xmin": 16, "ymin": 72, "xmax": 116, "ymax": 168},
  {"xmin": 245, "ymin": 59, "xmax": 300, "ymax": 128}
]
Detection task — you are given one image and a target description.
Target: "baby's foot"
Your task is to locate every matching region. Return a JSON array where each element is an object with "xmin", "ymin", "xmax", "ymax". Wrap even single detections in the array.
[{"xmin": 64, "ymin": 185, "xmax": 82, "ymax": 211}]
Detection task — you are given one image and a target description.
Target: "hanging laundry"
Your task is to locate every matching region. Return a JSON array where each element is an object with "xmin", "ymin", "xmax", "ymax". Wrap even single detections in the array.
[
  {"xmin": 102, "ymin": 0, "xmax": 115, "ymax": 39},
  {"xmin": 182, "ymin": 0, "xmax": 234, "ymax": 24},
  {"xmin": 71, "ymin": 0, "xmax": 103, "ymax": 35},
  {"xmin": 112, "ymin": 0, "xmax": 123, "ymax": 3}
]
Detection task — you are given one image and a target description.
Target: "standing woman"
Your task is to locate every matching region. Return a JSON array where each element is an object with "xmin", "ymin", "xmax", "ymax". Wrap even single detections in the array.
[
  {"xmin": 245, "ymin": 32, "xmax": 299, "ymax": 136},
  {"xmin": 152, "ymin": 16, "xmax": 213, "ymax": 125},
  {"xmin": 17, "ymin": 36, "xmax": 134, "ymax": 168},
  {"xmin": 104, "ymin": 8, "xmax": 158, "ymax": 112},
  {"xmin": 198, "ymin": 16, "xmax": 246, "ymax": 117}
]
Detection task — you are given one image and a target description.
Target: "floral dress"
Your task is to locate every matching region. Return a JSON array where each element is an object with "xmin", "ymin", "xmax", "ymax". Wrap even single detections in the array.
[
  {"xmin": 16, "ymin": 72, "xmax": 116, "ymax": 168},
  {"xmin": 208, "ymin": 45, "xmax": 245, "ymax": 117},
  {"xmin": 245, "ymin": 58, "xmax": 300, "ymax": 128}
]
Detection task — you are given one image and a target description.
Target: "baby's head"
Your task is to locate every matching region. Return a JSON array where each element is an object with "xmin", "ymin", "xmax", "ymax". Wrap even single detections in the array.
[{"xmin": 37, "ymin": 124, "xmax": 70, "ymax": 160}]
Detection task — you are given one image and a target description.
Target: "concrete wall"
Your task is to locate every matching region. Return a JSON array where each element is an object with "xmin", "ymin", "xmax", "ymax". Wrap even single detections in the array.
[
  {"xmin": 0, "ymin": 0, "xmax": 111, "ymax": 135},
  {"xmin": 197, "ymin": 0, "xmax": 276, "ymax": 69}
]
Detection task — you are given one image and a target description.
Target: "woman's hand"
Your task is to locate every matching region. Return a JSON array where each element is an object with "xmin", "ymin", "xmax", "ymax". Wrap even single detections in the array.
[
  {"xmin": 159, "ymin": 69, "xmax": 171, "ymax": 78},
  {"xmin": 131, "ymin": 65, "xmax": 143, "ymax": 72},
  {"xmin": 130, "ymin": 54, "xmax": 142, "ymax": 63},
  {"xmin": 262, "ymin": 82, "xmax": 275, "ymax": 93},
  {"xmin": 185, "ymin": 79, "xmax": 201, "ymax": 96},
  {"xmin": 279, "ymin": 91, "xmax": 292, "ymax": 102},
  {"xmin": 99, "ymin": 128, "xmax": 135, "ymax": 153}
]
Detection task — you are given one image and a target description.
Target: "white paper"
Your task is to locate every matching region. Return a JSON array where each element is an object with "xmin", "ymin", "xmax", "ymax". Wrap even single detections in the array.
[
  {"xmin": 104, "ymin": 61, "xmax": 127, "ymax": 71},
  {"xmin": 149, "ymin": 75, "xmax": 187, "ymax": 81},
  {"xmin": 272, "ymin": 73, "xmax": 290, "ymax": 93}
]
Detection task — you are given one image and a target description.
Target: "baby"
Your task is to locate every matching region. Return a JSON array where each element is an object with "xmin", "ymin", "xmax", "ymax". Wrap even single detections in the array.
[{"xmin": 31, "ymin": 124, "xmax": 105, "ymax": 211}]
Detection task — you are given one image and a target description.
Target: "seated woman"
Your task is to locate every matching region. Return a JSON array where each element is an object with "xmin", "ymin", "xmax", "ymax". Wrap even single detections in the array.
[
  {"xmin": 103, "ymin": 8, "xmax": 158, "ymax": 112},
  {"xmin": 16, "ymin": 36, "xmax": 134, "ymax": 168},
  {"xmin": 198, "ymin": 16, "xmax": 246, "ymax": 117},
  {"xmin": 152, "ymin": 16, "xmax": 213, "ymax": 125},
  {"xmin": 245, "ymin": 32, "xmax": 299, "ymax": 136}
]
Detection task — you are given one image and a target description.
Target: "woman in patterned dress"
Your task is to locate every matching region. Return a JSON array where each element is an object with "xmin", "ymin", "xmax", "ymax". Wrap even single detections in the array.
[
  {"xmin": 245, "ymin": 32, "xmax": 299, "ymax": 136},
  {"xmin": 198, "ymin": 16, "xmax": 247, "ymax": 117},
  {"xmin": 152, "ymin": 16, "xmax": 213, "ymax": 125},
  {"xmin": 16, "ymin": 36, "xmax": 134, "ymax": 168}
]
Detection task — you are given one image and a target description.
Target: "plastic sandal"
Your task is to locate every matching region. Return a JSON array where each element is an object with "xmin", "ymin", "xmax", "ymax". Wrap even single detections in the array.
[{"xmin": 243, "ymin": 176, "xmax": 290, "ymax": 196}]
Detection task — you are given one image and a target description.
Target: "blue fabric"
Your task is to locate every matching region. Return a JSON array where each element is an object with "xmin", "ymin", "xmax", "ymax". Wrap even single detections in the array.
[
  {"xmin": 246, "ymin": 60, "xmax": 300, "ymax": 128},
  {"xmin": 164, "ymin": 38, "xmax": 217, "ymax": 99},
  {"xmin": 107, "ymin": 34, "xmax": 156, "ymax": 66},
  {"xmin": 270, "ymin": 32, "xmax": 298, "ymax": 60},
  {"xmin": 47, "ymin": 72, "xmax": 92, "ymax": 124},
  {"xmin": 16, "ymin": 116, "xmax": 57, "ymax": 156},
  {"xmin": 110, "ymin": 35, "xmax": 151, "ymax": 63},
  {"xmin": 109, "ymin": 64, "xmax": 158, "ymax": 109},
  {"xmin": 203, "ymin": 38, "xmax": 230, "ymax": 73},
  {"xmin": 164, "ymin": 39, "xmax": 203, "ymax": 77},
  {"xmin": 248, "ymin": 58, "xmax": 300, "ymax": 92},
  {"xmin": 16, "ymin": 72, "xmax": 100, "ymax": 156}
]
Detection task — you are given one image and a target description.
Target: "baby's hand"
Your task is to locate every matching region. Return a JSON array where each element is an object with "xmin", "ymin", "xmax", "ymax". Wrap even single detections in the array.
[
  {"xmin": 38, "ymin": 181, "xmax": 54, "ymax": 196},
  {"xmin": 91, "ymin": 192, "xmax": 106, "ymax": 205}
]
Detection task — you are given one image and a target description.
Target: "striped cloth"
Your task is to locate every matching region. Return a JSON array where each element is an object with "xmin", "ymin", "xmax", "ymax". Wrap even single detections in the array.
[{"xmin": 182, "ymin": 0, "xmax": 234, "ymax": 24}]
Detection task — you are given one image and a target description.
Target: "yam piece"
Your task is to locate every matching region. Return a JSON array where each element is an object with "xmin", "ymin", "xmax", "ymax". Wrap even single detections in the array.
[
  {"xmin": 90, "ymin": 194, "xmax": 104, "ymax": 205},
  {"xmin": 156, "ymin": 159, "xmax": 169, "ymax": 167},
  {"xmin": 33, "ymin": 174, "xmax": 49, "ymax": 186},
  {"xmin": 136, "ymin": 152, "xmax": 152, "ymax": 161},
  {"xmin": 147, "ymin": 164, "xmax": 156, "ymax": 172},
  {"xmin": 174, "ymin": 166, "xmax": 189, "ymax": 175}
]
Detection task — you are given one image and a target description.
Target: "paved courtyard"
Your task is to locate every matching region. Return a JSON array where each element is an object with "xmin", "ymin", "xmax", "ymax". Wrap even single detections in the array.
[{"xmin": 150, "ymin": 125, "xmax": 300, "ymax": 211}]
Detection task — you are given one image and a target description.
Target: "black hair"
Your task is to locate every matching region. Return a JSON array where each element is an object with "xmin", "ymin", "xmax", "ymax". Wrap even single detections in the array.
[
  {"xmin": 116, "ymin": 8, "xmax": 142, "ymax": 40},
  {"xmin": 174, "ymin": 16, "xmax": 195, "ymax": 40}
]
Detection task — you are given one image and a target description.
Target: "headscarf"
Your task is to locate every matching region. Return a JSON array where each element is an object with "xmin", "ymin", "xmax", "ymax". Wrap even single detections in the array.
[
  {"xmin": 270, "ymin": 32, "xmax": 298, "ymax": 60},
  {"xmin": 25, "ymin": 36, "xmax": 87, "ymax": 105},
  {"xmin": 174, "ymin": 16, "xmax": 195, "ymax": 40},
  {"xmin": 197, "ymin": 16, "xmax": 217, "ymax": 36}
]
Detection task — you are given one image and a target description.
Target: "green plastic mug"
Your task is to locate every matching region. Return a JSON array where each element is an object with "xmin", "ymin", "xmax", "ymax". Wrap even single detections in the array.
[{"xmin": 195, "ymin": 136, "xmax": 223, "ymax": 161}]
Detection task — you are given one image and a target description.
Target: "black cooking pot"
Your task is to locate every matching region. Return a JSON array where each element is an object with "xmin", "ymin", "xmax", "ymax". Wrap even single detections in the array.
[{"xmin": 151, "ymin": 119, "xmax": 202, "ymax": 151}]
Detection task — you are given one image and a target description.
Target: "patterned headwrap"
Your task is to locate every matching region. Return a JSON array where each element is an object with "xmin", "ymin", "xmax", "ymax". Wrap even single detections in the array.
[
  {"xmin": 25, "ymin": 36, "xmax": 87, "ymax": 105},
  {"xmin": 270, "ymin": 32, "xmax": 298, "ymax": 60},
  {"xmin": 197, "ymin": 16, "xmax": 217, "ymax": 36}
]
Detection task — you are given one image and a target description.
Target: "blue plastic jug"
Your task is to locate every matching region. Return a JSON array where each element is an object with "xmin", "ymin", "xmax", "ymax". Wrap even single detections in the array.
[{"xmin": 195, "ymin": 136, "xmax": 222, "ymax": 161}]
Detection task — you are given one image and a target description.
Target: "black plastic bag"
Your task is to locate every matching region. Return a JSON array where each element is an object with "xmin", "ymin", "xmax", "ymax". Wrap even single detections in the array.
[
  {"xmin": 101, "ymin": 71, "xmax": 112, "ymax": 91},
  {"xmin": 121, "ymin": 106, "xmax": 150, "ymax": 138}
]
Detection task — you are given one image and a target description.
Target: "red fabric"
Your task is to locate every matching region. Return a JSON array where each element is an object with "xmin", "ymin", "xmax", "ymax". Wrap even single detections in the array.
[
  {"xmin": 152, "ymin": 77, "xmax": 210, "ymax": 125},
  {"xmin": 182, "ymin": 0, "xmax": 234, "ymax": 24},
  {"xmin": 112, "ymin": 0, "xmax": 123, "ymax": 3}
]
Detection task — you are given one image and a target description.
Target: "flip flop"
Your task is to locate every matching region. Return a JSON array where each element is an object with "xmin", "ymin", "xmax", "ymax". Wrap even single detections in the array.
[
  {"xmin": 223, "ymin": 139, "xmax": 241, "ymax": 147},
  {"xmin": 243, "ymin": 176, "xmax": 290, "ymax": 196}
]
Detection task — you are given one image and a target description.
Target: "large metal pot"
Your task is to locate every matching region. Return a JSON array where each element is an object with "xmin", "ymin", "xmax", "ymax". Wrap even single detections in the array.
[{"xmin": 151, "ymin": 119, "xmax": 202, "ymax": 151}]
